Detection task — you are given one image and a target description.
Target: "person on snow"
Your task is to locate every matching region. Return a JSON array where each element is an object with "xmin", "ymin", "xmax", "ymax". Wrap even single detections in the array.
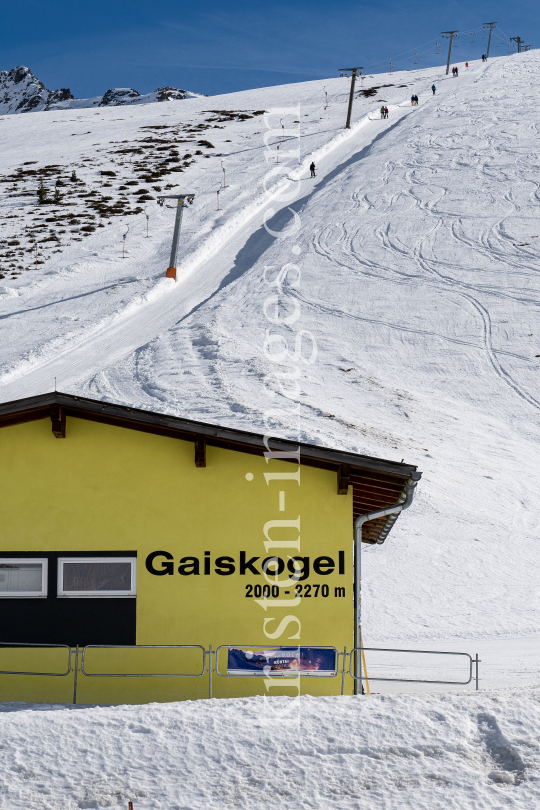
[
  {"xmin": 415, "ymin": 94, "xmax": 419, "ymax": 105},
  {"xmin": 385, "ymin": 106, "xmax": 389, "ymax": 118},
  {"xmin": 465, "ymin": 62, "xmax": 469, "ymax": 69},
  {"xmin": 431, "ymin": 84, "xmax": 436, "ymax": 95},
  {"xmin": 481, "ymin": 53, "xmax": 486, "ymax": 62},
  {"xmin": 310, "ymin": 161, "xmax": 316, "ymax": 178},
  {"xmin": 455, "ymin": 66, "xmax": 458, "ymax": 77},
  {"xmin": 380, "ymin": 105, "xmax": 385, "ymax": 119}
]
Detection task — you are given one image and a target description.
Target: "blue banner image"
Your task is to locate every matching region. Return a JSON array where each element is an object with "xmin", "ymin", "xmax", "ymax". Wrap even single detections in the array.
[{"xmin": 227, "ymin": 646, "xmax": 336, "ymax": 676}]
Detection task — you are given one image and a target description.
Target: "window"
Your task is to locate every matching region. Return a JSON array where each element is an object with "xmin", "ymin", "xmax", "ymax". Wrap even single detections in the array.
[
  {"xmin": 0, "ymin": 559, "xmax": 48, "ymax": 597},
  {"xmin": 57, "ymin": 557, "xmax": 136, "ymax": 597}
]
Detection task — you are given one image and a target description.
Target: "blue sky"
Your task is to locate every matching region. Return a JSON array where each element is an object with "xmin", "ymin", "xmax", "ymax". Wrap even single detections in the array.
[{"xmin": 1, "ymin": 0, "xmax": 537, "ymax": 98}]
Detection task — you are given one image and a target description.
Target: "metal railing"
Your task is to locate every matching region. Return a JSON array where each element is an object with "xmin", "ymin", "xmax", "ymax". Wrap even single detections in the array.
[
  {"xmin": 350, "ymin": 647, "xmax": 480, "ymax": 689},
  {"xmin": 0, "ymin": 641, "xmax": 480, "ymax": 702},
  {"xmin": 0, "ymin": 641, "xmax": 72, "ymax": 677},
  {"xmin": 76, "ymin": 644, "xmax": 207, "ymax": 703},
  {"xmin": 80, "ymin": 644, "xmax": 206, "ymax": 678}
]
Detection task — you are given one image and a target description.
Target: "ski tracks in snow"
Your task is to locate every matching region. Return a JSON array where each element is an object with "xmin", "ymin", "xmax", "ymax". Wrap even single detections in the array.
[
  {"xmin": 0, "ymin": 94, "xmax": 417, "ymax": 402},
  {"xmin": 310, "ymin": 67, "xmax": 540, "ymax": 412},
  {"xmin": 2, "ymin": 55, "xmax": 539, "ymax": 418}
]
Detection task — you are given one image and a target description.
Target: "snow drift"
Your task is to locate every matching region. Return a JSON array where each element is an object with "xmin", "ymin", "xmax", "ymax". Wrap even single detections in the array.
[{"xmin": 1, "ymin": 690, "xmax": 539, "ymax": 809}]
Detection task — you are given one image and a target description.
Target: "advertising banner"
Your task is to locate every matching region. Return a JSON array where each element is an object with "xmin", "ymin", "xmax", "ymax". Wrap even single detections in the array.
[{"xmin": 227, "ymin": 646, "xmax": 337, "ymax": 676}]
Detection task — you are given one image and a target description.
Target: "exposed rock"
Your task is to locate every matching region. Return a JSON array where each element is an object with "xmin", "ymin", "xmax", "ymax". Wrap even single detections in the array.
[
  {"xmin": 0, "ymin": 66, "xmax": 204, "ymax": 116},
  {"xmin": 47, "ymin": 88, "xmax": 75, "ymax": 105},
  {"xmin": 0, "ymin": 66, "xmax": 49, "ymax": 113},
  {"xmin": 154, "ymin": 86, "xmax": 197, "ymax": 102},
  {"xmin": 99, "ymin": 88, "xmax": 141, "ymax": 106}
]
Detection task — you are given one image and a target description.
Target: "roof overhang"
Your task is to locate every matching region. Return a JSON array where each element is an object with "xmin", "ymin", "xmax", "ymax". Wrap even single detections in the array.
[{"xmin": 0, "ymin": 392, "xmax": 421, "ymax": 543}]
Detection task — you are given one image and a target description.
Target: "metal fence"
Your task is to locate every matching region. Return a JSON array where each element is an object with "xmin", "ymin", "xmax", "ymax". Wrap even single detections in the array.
[
  {"xmin": 350, "ymin": 647, "xmax": 480, "ymax": 689},
  {"xmin": 0, "ymin": 641, "xmax": 72, "ymax": 677},
  {"xmin": 80, "ymin": 644, "xmax": 206, "ymax": 678},
  {"xmin": 77, "ymin": 644, "xmax": 207, "ymax": 703},
  {"xmin": 0, "ymin": 642, "xmax": 480, "ymax": 702}
]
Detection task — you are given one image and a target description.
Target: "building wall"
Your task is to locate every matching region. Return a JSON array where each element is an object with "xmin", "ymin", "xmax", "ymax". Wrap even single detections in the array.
[{"xmin": 0, "ymin": 415, "xmax": 354, "ymax": 703}]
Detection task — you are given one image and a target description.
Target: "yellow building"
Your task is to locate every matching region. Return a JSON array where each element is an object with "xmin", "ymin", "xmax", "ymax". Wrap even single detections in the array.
[{"xmin": 0, "ymin": 392, "xmax": 421, "ymax": 704}]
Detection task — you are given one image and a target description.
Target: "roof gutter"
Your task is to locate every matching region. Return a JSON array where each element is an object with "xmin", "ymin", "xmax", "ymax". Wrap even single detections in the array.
[
  {"xmin": 352, "ymin": 471, "xmax": 422, "ymax": 694},
  {"xmin": 358, "ymin": 471, "xmax": 422, "ymax": 546}
]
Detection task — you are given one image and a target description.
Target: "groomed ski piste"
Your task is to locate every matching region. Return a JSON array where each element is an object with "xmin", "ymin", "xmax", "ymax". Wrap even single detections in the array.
[{"xmin": 1, "ymin": 51, "xmax": 540, "ymax": 808}]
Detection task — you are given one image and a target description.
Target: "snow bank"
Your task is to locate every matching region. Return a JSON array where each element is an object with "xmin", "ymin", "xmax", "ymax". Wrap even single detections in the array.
[{"xmin": 1, "ymin": 690, "xmax": 539, "ymax": 809}]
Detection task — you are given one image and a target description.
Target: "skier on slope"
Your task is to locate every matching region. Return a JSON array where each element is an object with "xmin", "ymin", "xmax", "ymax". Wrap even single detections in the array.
[
  {"xmin": 310, "ymin": 161, "xmax": 316, "ymax": 178},
  {"xmin": 455, "ymin": 66, "xmax": 459, "ymax": 77},
  {"xmin": 385, "ymin": 106, "xmax": 389, "ymax": 118},
  {"xmin": 411, "ymin": 94, "xmax": 415, "ymax": 106},
  {"xmin": 431, "ymin": 84, "xmax": 436, "ymax": 95},
  {"xmin": 380, "ymin": 105, "xmax": 385, "ymax": 119}
]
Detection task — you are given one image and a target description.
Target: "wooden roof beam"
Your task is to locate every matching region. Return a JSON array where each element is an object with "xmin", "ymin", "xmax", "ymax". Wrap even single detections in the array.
[
  {"xmin": 337, "ymin": 464, "xmax": 350, "ymax": 494},
  {"xmin": 195, "ymin": 435, "xmax": 206, "ymax": 467},
  {"xmin": 50, "ymin": 406, "xmax": 66, "ymax": 438}
]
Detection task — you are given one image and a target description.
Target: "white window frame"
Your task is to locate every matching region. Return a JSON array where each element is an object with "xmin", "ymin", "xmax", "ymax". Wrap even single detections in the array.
[
  {"xmin": 0, "ymin": 558, "xmax": 48, "ymax": 598},
  {"xmin": 57, "ymin": 557, "xmax": 137, "ymax": 598}
]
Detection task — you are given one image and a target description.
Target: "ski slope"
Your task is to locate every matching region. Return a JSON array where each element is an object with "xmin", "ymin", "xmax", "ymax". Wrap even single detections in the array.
[
  {"xmin": 0, "ymin": 71, "xmax": 418, "ymax": 394},
  {"xmin": 1, "ymin": 53, "xmax": 540, "ymax": 681}
]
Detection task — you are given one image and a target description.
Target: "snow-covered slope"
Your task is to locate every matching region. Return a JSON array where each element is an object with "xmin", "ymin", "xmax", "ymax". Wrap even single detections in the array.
[
  {"xmin": 0, "ymin": 66, "xmax": 203, "ymax": 114},
  {"xmin": 0, "ymin": 52, "xmax": 539, "ymax": 679},
  {"xmin": 1, "ymin": 691, "xmax": 540, "ymax": 809}
]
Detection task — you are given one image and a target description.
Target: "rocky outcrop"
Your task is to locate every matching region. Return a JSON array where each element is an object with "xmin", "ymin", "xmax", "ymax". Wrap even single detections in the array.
[
  {"xmin": 99, "ymin": 88, "xmax": 141, "ymax": 106},
  {"xmin": 47, "ymin": 88, "xmax": 75, "ymax": 106},
  {"xmin": 154, "ymin": 86, "xmax": 196, "ymax": 102},
  {"xmin": 99, "ymin": 86, "xmax": 203, "ymax": 105},
  {"xmin": 0, "ymin": 66, "xmax": 204, "ymax": 115},
  {"xmin": 0, "ymin": 66, "xmax": 49, "ymax": 113}
]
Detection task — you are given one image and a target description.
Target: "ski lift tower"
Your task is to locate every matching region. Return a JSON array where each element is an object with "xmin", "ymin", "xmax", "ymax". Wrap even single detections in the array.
[
  {"xmin": 157, "ymin": 193, "xmax": 195, "ymax": 281},
  {"xmin": 482, "ymin": 22, "xmax": 497, "ymax": 59},
  {"xmin": 441, "ymin": 31, "xmax": 459, "ymax": 75},
  {"xmin": 509, "ymin": 36, "xmax": 525, "ymax": 53},
  {"xmin": 339, "ymin": 66, "xmax": 363, "ymax": 129}
]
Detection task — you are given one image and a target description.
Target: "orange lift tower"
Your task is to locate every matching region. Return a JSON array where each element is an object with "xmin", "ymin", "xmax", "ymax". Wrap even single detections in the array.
[{"xmin": 157, "ymin": 193, "xmax": 195, "ymax": 281}]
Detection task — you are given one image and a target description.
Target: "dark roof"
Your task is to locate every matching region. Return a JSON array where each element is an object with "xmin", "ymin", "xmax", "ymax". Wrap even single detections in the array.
[{"xmin": 0, "ymin": 392, "xmax": 421, "ymax": 543}]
